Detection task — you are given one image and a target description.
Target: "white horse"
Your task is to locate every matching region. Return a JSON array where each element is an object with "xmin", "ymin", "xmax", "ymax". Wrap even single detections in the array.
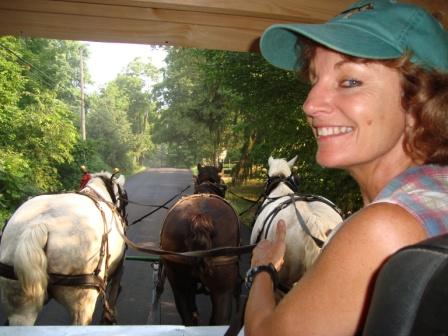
[
  {"xmin": 0, "ymin": 171, "xmax": 127, "ymax": 325},
  {"xmin": 250, "ymin": 156, "xmax": 343, "ymax": 292}
]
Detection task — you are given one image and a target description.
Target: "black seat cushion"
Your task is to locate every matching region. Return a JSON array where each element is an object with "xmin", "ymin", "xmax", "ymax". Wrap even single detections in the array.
[{"xmin": 363, "ymin": 234, "xmax": 448, "ymax": 336}]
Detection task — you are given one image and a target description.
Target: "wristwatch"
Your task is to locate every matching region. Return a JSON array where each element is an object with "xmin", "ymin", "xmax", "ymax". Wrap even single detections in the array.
[{"xmin": 245, "ymin": 263, "xmax": 279, "ymax": 290}]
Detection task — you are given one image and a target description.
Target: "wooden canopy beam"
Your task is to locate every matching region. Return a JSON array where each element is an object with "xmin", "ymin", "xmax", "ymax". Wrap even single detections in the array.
[{"xmin": 0, "ymin": 0, "xmax": 446, "ymax": 52}]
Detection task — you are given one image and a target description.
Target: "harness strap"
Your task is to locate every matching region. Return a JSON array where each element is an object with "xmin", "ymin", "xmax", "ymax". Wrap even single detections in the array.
[
  {"xmin": 194, "ymin": 181, "xmax": 227, "ymax": 198},
  {"xmin": 120, "ymin": 228, "xmax": 255, "ymax": 259},
  {"xmin": 49, "ymin": 273, "xmax": 105, "ymax": 291},
  {"xmin": 162, "ymin": 254, "xmax": 240, "ymax": 266},
  {"xmin": 0, "ymin": 261, "xmax": 105, "ymax": 292},
  {"xmin": 255, "ymin": 193, "xmax": 337, "ymax": 249},
  {"xmin": 255, "ymin": 197, "xmax": 291, "ymax": 243},
  {"xmin": 289, "ymin": 194, "xmax": 325, "ymax": 248},
  {"xmin": 0, "ymin": 261, "xmax": 16, "ymax": 280},
  {"xmin": 78, "ymin": 189, "xmax": 120, "ymax": 322},
  {"xmin": 129, "ymin": 185, "xmax": 191, "ymax": 225}
]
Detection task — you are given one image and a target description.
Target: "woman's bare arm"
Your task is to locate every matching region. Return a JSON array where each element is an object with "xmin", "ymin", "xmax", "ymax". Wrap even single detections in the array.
[{"xmin": 244, "ymin": 202, "xmax": 427, "ymax": 336}]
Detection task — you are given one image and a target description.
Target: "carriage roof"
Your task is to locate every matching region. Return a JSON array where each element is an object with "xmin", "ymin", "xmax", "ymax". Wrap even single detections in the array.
[{"xmin": 0, "ymin": 1, "xmax": 444, "ymax": 53}]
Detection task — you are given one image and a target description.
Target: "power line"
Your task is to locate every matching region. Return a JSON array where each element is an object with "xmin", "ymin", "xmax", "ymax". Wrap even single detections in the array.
[{"xmin": 0, "ymin": 42, "xmax": 57, "ymax": 88}]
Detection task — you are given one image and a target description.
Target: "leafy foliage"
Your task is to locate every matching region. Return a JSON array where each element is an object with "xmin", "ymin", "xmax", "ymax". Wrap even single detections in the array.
[
  {"xmin": 0, "ymin": 37, "xmax": 82, "ymax": 224},
  {"xmin": 87, "ymin": 57, "xmax": 159, "ymax": 171},
  {"xmin": 154, "ymin": 47, "xmax": 362, "ymax": 213}
]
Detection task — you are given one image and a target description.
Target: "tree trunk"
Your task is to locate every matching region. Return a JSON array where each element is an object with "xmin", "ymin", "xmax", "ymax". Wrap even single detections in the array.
[{"xmin": 232, "ymin": 130, "xmax": 256, "ymax": 184}]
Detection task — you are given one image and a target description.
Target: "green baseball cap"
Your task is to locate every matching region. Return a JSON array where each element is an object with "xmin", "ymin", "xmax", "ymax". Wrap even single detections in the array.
[{"xmin": 260, "ymin": 0, "xmax": 448, "ymax": 71}]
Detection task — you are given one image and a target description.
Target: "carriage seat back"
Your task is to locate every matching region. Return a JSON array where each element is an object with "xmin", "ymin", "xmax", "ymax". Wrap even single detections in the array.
[{"xmin": 363, "ymin": 233, "xmax": 448, "ymax": 336}]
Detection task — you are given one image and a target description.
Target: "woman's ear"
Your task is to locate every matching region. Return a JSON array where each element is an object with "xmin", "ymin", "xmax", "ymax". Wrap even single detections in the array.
[{"xmin": 405, "ymin": 112, "xmax": 416, "ymax": 129}]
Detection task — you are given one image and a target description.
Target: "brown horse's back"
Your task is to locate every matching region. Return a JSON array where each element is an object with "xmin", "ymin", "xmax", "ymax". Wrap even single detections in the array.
[
  {"xmin": 160, "ymin": 194, "xmax": 240, "ymax": 251},
  {"xmin": 160, "ymin": 193, "xmax": 241, "ymax": 326}
]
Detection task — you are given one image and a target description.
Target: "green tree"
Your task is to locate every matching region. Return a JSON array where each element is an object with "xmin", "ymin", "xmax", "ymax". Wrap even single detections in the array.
[
  {"xmin": 153, "ymin": 48, "xmax": 238, "ymax": 166},
  {"xmin": 0, "ymin": 36, "xmax": 82, "ymax": 223},
  {"xmin": 154, "ymin": 47, "xmax": 362, "ymax": 213},
  {"xmin": 87, "ymin": 84, "xmax": 134, "ymax": 172},
  {"xmin": 87, "ymin": 57, "xmax": 160, "ymax": 171}
]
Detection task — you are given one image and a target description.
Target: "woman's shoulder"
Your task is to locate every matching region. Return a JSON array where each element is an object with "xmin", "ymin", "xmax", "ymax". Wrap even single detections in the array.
[{"xmin": 336, "ymin": 203, "xmax": 427, "ymax": 251}]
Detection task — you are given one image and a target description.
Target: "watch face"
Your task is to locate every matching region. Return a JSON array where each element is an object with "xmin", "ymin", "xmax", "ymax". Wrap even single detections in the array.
[{"xmin": 245, "ymin": 266, "xmax": 258, "ymax": 289}]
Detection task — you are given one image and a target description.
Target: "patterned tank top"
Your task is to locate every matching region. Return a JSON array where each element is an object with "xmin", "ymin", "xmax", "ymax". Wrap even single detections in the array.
[{"xmin": 373, "ymin": 165, "xmax": 448, "ymax": 236}]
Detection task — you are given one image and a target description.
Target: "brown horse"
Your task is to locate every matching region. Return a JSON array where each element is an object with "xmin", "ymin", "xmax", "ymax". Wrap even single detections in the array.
[{"xmin": 159, "ymin": 164, "xmax": 241, "ymax": 325}]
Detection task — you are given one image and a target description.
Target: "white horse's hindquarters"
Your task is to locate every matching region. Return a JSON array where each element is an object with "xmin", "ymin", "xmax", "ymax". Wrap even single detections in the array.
[{"xmin": 1, "ymin": 193, "xmax": 119, "ymax": 275}]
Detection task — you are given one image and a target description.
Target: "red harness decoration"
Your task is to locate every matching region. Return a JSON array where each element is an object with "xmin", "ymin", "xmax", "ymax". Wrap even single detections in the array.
[{"xmin": 79, "ymin": 172, "xmax": 92, "ymax": 189}]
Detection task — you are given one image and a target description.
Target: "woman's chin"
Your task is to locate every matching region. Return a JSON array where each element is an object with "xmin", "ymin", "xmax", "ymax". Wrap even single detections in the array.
[{"xmin": 316, "ymin": 154, "xmax": 347, "ymax": 169}]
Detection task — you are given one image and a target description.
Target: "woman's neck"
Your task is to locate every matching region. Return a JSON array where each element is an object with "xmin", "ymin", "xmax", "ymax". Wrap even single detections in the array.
[{"xmin": 348, "ymin": 156, "xmax": 417, "ymax": 206}]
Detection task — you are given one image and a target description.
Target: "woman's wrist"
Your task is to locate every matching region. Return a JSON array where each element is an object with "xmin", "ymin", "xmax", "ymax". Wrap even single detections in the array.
[{"xmin": 245, "ymin": 263, "xmax": 279, "ymax": 290}]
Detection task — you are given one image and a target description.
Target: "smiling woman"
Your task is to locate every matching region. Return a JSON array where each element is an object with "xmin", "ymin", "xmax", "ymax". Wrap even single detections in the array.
[
  {"xmin": 303, "ymin": 48, "xmax": 407, "ymax": 171},
  {"xmin": 244, "ymin": 1, "xmax": 448, "ymax": 335}
]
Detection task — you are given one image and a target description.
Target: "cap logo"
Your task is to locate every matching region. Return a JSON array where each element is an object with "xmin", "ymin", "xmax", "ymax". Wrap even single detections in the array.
[{"xmin": 340, "ymin": 3, "xmax": 374, "ymax": 19}]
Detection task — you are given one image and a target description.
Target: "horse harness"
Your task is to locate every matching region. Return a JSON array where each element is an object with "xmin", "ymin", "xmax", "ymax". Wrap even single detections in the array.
[
  {"xmin": 0, "ymin": 184, "xmax": 128, "ymax": 323},
  {"xmin": 254, "ymin": 174, "xmax": 343, "ymax": 248},
  {"xmin": 194, "ymin": 179, "xmax": 227, "ymax": 198},
  {"xmin": 119, "ymin": 193, "xmax": 254, "ymax": 266}
]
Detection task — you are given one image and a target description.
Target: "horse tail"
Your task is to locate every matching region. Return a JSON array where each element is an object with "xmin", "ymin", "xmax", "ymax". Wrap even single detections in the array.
[
  {"xmin": 188, "ymin": 213, "xmax": 214, "ymax": 275},
  {"xmin": 14, "ymin": 224, "xmax": 49, "ymax": 302}
]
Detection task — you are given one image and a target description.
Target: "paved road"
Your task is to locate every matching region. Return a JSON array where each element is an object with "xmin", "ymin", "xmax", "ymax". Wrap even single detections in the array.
[{"xmin": 0, "ymin": 168, "xmax": 252, "ymax": 326}]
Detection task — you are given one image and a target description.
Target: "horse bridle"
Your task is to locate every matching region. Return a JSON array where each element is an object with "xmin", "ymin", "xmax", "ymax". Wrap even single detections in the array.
[
  {"xmin": 264, "ymin": 173, "xmax": 299, "ymax": 195},
  {"xmin": 194, "ymin": 179, "xmax": 227, "ymax": 198},
  {"xmin": 250, "ymin": 173, "xmax": 300, "ymax": 221},
  {"xmin": 96, "ymin": 174, "xmax": 128, "ymax": 219}
]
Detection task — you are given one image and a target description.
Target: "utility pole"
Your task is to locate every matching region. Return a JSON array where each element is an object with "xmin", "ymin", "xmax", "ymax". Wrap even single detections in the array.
[{"xmin": 80, "ymin": 48, "xmax": 86, "ymax": 140}]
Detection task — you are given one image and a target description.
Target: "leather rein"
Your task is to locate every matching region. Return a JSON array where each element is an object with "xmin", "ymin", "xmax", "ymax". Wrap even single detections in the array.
[{"xmin": 120, "ymin": 188, "xmax": 256, "ymax": 266}]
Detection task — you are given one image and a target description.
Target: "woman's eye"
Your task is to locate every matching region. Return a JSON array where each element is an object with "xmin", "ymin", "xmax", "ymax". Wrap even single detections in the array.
[{"xmin": 340, "ymin": 79, "xmax": 362, "ymax": 88}]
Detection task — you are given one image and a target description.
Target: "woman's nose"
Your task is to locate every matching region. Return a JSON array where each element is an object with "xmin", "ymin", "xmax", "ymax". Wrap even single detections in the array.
[{"xmin": 303, "ymin": 82, "xmax": 332, "ymax": 117}]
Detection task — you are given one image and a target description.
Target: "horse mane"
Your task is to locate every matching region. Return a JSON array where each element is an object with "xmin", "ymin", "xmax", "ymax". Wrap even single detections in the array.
[
  {"xmin": 85, "ymin": 171, "xmax": 125, "ymax": 206},
  {"xmin": 90, "ymin": 171, "xmax": 125, "ymax": 185}
]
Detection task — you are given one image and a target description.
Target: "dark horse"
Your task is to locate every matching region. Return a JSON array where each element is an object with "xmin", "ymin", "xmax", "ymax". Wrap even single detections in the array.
[{"xmin": 159, "ymin": 163, "xmax": 241, "ymax": 325}]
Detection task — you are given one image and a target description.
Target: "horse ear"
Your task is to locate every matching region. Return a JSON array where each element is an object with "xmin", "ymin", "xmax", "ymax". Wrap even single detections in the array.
[
  {"xmin": 218, "ymin": 162, "xmax": 223, "ymax": 172},
  {"xmin": 288, "ymin": 155, "xmax": 298, "ymax": 168},
  {"xmin": 268, "ymin": 156, "xmax": 274, "ymax": 166},
  {"xmin": 197, "ymin": 163, "xmax": 202, "ymax": 171}
]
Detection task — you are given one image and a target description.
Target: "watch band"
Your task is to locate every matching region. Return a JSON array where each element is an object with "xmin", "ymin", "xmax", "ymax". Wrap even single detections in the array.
[{"xmin": 245, "ymin": 263, "xmax": 279, "ymax": 290}]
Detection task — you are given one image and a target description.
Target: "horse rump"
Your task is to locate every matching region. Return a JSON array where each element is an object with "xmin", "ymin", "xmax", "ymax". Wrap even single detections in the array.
[{"xmin": 160, "ymin": 194, "xmax": 241, "ymax": 326}]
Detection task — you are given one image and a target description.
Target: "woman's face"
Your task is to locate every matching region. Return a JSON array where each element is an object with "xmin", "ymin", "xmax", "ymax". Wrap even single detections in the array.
[{"xmin": 303, "ymin": 47, "xmax": 408, "ymax": 171}]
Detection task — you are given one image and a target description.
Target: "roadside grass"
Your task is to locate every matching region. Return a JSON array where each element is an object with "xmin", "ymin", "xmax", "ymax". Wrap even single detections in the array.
[{"xmin": 224, "ymin": 178, "xmax": 265, "ymax": 228}]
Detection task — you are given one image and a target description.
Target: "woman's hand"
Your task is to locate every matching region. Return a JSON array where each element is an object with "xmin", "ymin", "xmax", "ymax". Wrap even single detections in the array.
[{"xmin": 251, "ymin": 219, "xmax": 286, "ymax": 271}]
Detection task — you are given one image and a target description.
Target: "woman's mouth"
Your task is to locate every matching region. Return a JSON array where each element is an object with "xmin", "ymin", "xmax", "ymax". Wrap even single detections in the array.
[{"xmin": 315, "ymin": 126, "xmax": 353, "ymax": 138}]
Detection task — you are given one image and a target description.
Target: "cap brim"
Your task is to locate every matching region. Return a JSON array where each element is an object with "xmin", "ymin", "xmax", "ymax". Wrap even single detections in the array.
[{"xmin": 260, "ymin": 23, "xmax": 402, "ymax": 71}]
